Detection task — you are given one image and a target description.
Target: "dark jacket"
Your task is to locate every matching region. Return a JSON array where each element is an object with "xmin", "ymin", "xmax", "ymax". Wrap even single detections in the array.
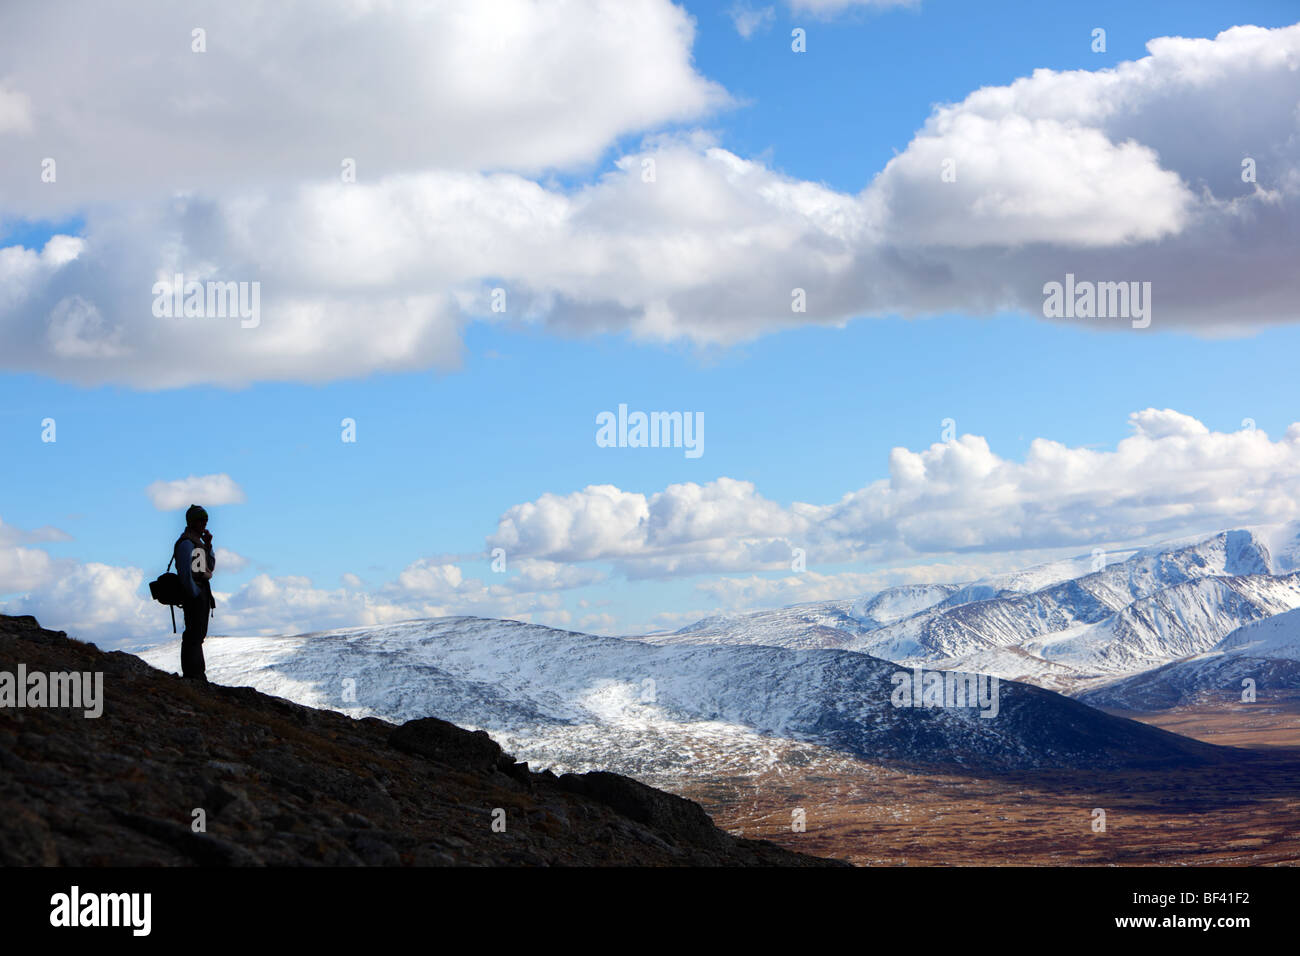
[{"xmin": 174, "ymin": 531, "xmax": 216, "ymax": 607}]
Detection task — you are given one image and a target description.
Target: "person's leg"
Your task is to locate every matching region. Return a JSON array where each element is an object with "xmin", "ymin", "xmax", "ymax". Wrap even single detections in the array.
[
  {"xmin": 180, "ymin": 601, "xmax": 197, "ymax": 677},
  {"xmin": 180, "ymin": 598, "xmax": 209, "ymax": 680}
]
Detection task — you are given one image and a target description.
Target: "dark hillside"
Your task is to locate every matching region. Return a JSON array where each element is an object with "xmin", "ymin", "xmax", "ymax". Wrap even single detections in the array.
[{"xmin": 0, "ymin": 615, "xmax": 842, "ymax": 867}]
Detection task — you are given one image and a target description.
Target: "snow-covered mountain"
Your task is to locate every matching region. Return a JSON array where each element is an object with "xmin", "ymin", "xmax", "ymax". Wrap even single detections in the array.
[
  {"xmin": 642, "ymin": 525, "xmax": 1300, "ymax": 700},
  {"xmin": 1079, "ymin": 606, "xmax": 1300, "ymax": 710},
  {"xmin": 647, "ymin": 584, "xmax": 962, "ymax": 652},
  {"xmin": 137, "ymin": 617, "xmax": 1212, "ymax": 784},
  {"xmin": 850, "ymin": 584, "xmax": 963, "ymax": 627},
  {"xmin": 663, "ymin": 599, "xmax": 868, "ymax": 650},
  {"xmin": 1216, "ymin": 605, "xmax": 1300, "ymax": 660},
  {"xmin": 132, "ymin": 521, "xmax": 1300, "ymax": 789}
]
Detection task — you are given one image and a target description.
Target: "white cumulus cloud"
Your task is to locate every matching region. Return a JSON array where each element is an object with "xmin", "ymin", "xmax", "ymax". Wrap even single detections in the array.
[
  {"xmin": 488, "ymin": 410, "xmax": 1300, "ymax": 576},
  {"xmin": 0, "ymin": 0, "xmax": 727, "ymax": 216},
  {"xmin": 3, "ymin": 22, "xmax": 1299, "ymax": 386}
]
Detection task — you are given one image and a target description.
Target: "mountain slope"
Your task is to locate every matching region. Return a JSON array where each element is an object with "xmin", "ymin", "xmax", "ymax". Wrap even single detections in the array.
[
  {"xmin": 847, "ymin": 532, "xmax": 1289, "ymax": 663},
  {"xmin": 641, "ymin": 528, "xmax": 1300, "ymax": 699},
  {"xmin": 0, "ymin": 614, "xmax": 839, "ymax": 866},
  {"xmin": 138, "ymin": 616, "xmax": 1222, "ymax": 779},
  {"xmin": 1023, "ymin": 573, "xmax": 1300, "ymax": 674},
  {"xmin": 652, "ymin": 599, "xmax": 866, "ymax": 650},
  {"xmin": 1080, "ymin": 607, "xmax": 1300, "ymax": 711},
  {"xmin": 647, "ymin": 584, "xmax": 960, "ymax": 650}
]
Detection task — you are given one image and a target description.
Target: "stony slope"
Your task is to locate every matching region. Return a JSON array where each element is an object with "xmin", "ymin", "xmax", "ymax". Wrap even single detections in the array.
[{"xmin": 0, "ymin": 614, "xmax": 840, "ymax": 866}]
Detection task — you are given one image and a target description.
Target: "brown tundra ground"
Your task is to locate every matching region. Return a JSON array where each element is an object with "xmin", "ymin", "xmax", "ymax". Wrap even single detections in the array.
[{"xmin": 671, "ymin": 700, "xmax": 1300, "ymax": 866}]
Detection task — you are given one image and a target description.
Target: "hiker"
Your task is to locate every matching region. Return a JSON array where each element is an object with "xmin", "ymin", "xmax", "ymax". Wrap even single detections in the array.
[{"xmin": 175, "ymin": 504, "xmax": 216, "ymax": 681}]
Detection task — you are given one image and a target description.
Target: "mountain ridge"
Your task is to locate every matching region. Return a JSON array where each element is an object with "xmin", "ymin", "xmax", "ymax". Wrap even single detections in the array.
[
  {"xmin": 1080, "ymin": 607, "xmax": 1300, "ymax": 711},
  {"xmin": 641, "ymin": 526, "xmax": 1300, "ymax": 702},
  {"xmin": 138, "ymin": 615, "xmax": 1225, "ymax": 786}
]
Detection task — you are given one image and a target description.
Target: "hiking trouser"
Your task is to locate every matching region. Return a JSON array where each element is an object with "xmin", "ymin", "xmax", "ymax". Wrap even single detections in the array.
[{"xmin": 181, "ymin": 596, "xmax": 210, "ymax": 680}]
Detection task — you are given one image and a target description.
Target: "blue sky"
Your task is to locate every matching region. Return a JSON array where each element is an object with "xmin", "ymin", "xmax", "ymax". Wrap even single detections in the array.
[{"xmin": 2, "ymin": 0, "xmax": 1300, "ymax": 645}]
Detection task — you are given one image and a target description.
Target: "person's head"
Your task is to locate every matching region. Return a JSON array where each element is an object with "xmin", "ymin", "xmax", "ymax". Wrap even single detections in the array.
[{"xmin": 185, "ymin": 504, "xmax": 209, "ymax": 532}]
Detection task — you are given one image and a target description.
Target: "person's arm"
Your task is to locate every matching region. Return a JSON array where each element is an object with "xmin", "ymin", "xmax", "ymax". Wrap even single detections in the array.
[
  {"xmin": 192, "ymin": 546, "xmax": 213, "ymax": 581},
  {"xmin": 175, "ymin": 538, "xmax": 200, "ymax": 596},
  {"xmin": 179, "ymin": 536, "xmax": 214, "ymax": 584}
]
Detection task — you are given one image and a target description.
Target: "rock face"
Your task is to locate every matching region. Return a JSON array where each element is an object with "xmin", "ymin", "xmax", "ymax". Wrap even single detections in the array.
[
  {"xmin": 0, "ymin": 614, "xmax": 843, "ymax": 867},
  {"xmin": 558, "ymin": 772, "xmax": 727, "ymax": 852}
]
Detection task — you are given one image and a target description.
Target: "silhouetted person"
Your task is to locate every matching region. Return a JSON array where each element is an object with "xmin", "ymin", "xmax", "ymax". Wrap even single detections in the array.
[{"xmin": 176, "ymin": 504, "xmax": 216, "ymax": 681}]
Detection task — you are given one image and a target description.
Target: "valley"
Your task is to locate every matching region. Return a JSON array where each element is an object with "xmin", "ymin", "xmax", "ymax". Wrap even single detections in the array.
[
  {"xmin": 132, "ymin": 523, "xmax": 1300, "ymax": 867},
  {"xmin": 677, "ymin": 744, "xmax": 1300, "ymax": 866}
]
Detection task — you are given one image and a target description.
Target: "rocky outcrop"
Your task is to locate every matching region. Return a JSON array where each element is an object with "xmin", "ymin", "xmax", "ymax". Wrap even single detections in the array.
[
  {"xmin": 558, "ymin": 771, "xmax": 728, "ymax": 851},
  {"xmin": 0, "ymin": 614, "xmax": 843, "ymax": 866}
]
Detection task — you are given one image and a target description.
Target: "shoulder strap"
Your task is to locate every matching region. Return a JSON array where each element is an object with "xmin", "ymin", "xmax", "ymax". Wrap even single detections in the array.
[{"xmin": 167, "ymin": 533, "xmax": 188, "ymax": 573}]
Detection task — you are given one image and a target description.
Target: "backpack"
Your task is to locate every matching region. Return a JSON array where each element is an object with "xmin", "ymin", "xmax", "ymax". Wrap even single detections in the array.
[{"xmin": 149, "ymin": 537, "xmax": 189, "ymax": 633}]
